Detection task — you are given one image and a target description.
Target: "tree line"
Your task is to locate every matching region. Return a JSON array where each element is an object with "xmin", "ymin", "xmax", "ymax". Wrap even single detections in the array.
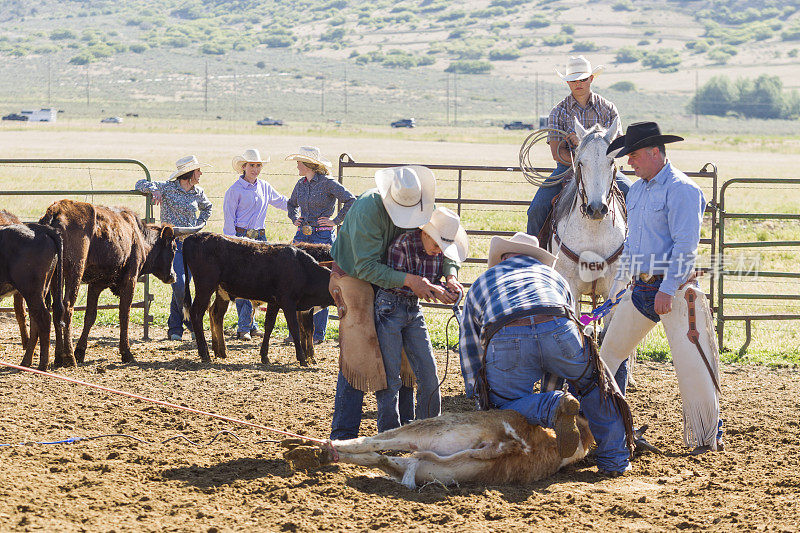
[{"xmin": 691, "ymin": 74, "xmax": 800, "ymax": 119}]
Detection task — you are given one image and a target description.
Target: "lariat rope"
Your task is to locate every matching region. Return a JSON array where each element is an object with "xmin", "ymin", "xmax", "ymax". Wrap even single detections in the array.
[
  {"xmin": 519, "ymin": 128, "xmax": 572, "ymax": 186},
  {"xmin": 0, "ymin": 361, "xmax": 331, "ymax": 447}
]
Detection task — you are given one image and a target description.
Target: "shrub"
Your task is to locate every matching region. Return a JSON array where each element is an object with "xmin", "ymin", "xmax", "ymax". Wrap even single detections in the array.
[
  {"xmin": 490, "ymin": 0, "xmax": 531, "ymax": 6},
  {"xmin": 641, "ymin": 48, "xmax": 680, "ymax": 69},
  {"xmin": 489, "ymin": 48, "xmax": 521, "ymax": 60},
  {"xmin": 445, "ymin": 60, "xmax": 492, "ymax": 74},
  {"xmin": 164, "ymin": 35, "xmax": 191, "ymax": 48},
  {"xmin": 561, "ymin": 24, "xmax": 575, "ymax": 35},
  {"xmin": 615, "ymin": 46, "xmax": 641, "ymax": 63},
  {"xmin": 260, "ymin": 34, "xmax": 295, "ymax": 47},
  {"xmin": 448, "ymin": 29, "xmax": 468, "ymax": 39},
  {"xmin": 612, "ymin": 0, "xmax": 634, "ymax": 11},
  {"xmin": 541, "ymin": 33, "xmax": 572, "ymax": 46},
  {"xmin": 129, "ymin": 43, "xmax": 148, "ymax": 53},
  {"xmin": 470, "ymin": 7, "xmax": 505, "ymax": 18},
  {"xmin": 201, "ymin": 43, "xmax": 226, "ymax": 55},
  {"xmin": 438, "ymin": 10, "xmax": 466, "ymax": 21},
  {"xmin": 329, "ymin": 15, "xmax": 346, "ymax": 26},
  {"xmin": 708, "ymin": 48, "xmax": 734, "ymax": 64},
  {"xmin": 572, "ymin": 41, "xmax": 598, "ymax": 52},
  {"xmin": 524, "ymin": 14, "xmax": 550, "ymax": 28},
  {"xmin": 781, "ymin": 24, "xmax": 800, "ymax": 41},
  {"xmin": 69, "ymin": 52, "xmax": 94, "ymax": 65},
  {"xmin": 50, "ymin": 29, "xmax": 77, "ymax": 40},
  {"xmin": 321, "ymin": 27, "xmax": 346, "ymax": 41},
  {"xmin": 608, "ymin": 81, "xmax": 636, "ymax": 92}
]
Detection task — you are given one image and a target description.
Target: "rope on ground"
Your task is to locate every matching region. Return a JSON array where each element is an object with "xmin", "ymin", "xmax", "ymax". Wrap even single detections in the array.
[
  {"xmin": 0, "ymin": 430, "xmax": 281, "ymax": 448},
  {"xmin": 0, "ymin": 360, "xmax": 329, "ymax": 446}
]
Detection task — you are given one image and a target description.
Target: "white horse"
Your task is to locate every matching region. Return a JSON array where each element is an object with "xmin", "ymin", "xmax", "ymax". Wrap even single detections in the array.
[{"xmin": 549, "ymin": 117, "xmax": 636, "ymax": 386}]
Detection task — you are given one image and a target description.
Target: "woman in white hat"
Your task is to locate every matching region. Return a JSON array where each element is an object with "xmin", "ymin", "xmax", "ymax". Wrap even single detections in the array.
[
  {"xmin": 135, "ymin": 155, "xmax": 213, "ymax": 341},
  {"xmin": 284, "ymin": 146, "xmax": 356, "ymax": 344},
  {"xmin": 526, "ymin": 55, "xmax": 631, "ymax": 239},
  {"xmin": 222, "ymin": 148, "xmax": 289, "ymax": 341}
]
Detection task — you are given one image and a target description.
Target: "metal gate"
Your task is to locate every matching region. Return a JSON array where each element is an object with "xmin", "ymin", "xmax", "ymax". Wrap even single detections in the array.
[
  {"xmin": 0, "ymin": 158, "xmax": 156, "ymax": 340},
  {"xmin": 717, "ymin": 177, "xmax": 800, "ymax": 354}
]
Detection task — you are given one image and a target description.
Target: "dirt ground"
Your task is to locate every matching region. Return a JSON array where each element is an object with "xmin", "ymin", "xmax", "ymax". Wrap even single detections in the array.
[{"xmin": 0, "ymin": 318, "xmax": 799, "ymax": 533}]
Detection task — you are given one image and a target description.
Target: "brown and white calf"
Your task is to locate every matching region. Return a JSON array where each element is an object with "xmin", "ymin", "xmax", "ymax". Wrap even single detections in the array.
[{"xmin": 285, "ymin": 409, "xmax": 594, "ymax": 488}]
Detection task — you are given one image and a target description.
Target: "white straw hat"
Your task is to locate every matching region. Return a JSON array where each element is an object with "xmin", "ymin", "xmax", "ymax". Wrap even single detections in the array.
[
  {"xmin": 420, "ymin": 207, "xmax": 468, "ymax": 262},
  {"xmin": 285, "ymin": 146, "xmax": 332, "ymax": 171},
  {"xmin": 168, "ymin": 155, "xmax": 210, "ymax": 181},
  {"xmin": 556, "ymin": 55, "xmax": 603, "ymax": 82},
  {"xmin": 487, "ymin": 232, "xmax": 557, "ymax": 268},
  {"xmin": 375, "ymin": 165, "xmax": 436, "ymax": 229},
  {"xmin": 232, "ymin": 148, "xmax": 270, "ymax": 173}
]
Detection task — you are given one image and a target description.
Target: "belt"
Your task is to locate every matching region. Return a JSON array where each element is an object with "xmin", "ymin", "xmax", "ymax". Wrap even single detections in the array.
[
  {"xmin": 236, "ymin": 227, "xmax": 265, "ymax": 239},
  {"xmin": 503, "ymin": 315, "xmax": 556, "ymax": 328},
  {"xmin": 637, "ymin": 273, "xmax": 664, "ymax": 283}
]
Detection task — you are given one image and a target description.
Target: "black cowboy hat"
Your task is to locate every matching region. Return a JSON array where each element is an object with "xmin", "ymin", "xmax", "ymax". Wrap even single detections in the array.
[{"xmin": 606, "ymin": 121, "xmax": 683, "ymax": 158}]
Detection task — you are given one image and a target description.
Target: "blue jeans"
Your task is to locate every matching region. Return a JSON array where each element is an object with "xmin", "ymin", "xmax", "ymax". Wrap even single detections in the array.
[
  {"xmin": 234, "ymin": 231, "xmax": 268, "ymax": 333},
  {"xmin": 526, "ymin": 164, "xmax": 633, "ymax": 237},
  {"xmin": 330, "ymin": 371, "xmax": 414, "ymax": 440},
  {"xmin": 291, "ymin": 228, "xmax": 334, "ymax": 342},
  {"xmin": 485, "ymin": 317, "xmax": 630, "ymax": 473},
  {"xmin": 168, "ymin": 240, "xmax": 192, "ymax": 338},
  {"xmin": 373, "ymin": 290, "xmax": 440, "ymax": 433}
]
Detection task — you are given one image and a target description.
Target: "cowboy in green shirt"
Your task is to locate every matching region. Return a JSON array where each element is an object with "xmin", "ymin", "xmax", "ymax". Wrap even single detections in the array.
[{"xmin": 329, "ymin": 166, "xmax": 461, "ymax": 439}]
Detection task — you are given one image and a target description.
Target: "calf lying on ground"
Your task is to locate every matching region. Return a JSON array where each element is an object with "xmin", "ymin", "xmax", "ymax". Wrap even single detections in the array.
[
  {"xmin": 0, "ymin": 223, "xmax": 64, "ymax": 370},
  {"xmin": 0, "ymin": 210, "xmax": 29, "ymax": 347},
  {"xmin": 283, "ymin": 409, "xmax": 594, "ymax": 488},
  {"xmin": 40, "ymin": 199, "xmax": 191, "ymax": 366},
  {"xmin": 182, "ymin": 233, "xmax": 333, "ymax": 365}
]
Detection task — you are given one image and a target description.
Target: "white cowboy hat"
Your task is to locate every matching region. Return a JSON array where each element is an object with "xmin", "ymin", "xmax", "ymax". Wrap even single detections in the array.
[
  {"xmin": 488, "ymin": 232, "xmax": 557, "ymax": 268},
  {"xmin": 169, "ymin": 155, "xmax": 210, "ymax": 181},
  {"xmin": 232, "ymin": 148, "xmax": 270, "ymax": 174},
  {"xmin": 420, "ymin": 207, "xmax": 469, "ymax": 262},
  {"xmin": 375, "ymin": 165, "xmax": 436, "ymax": 229},
  {"xmin": 285, "ymin": 146, "xmax": 332, "ymax": 171},
  {"xmin": 556, "ymin": 55, "xmax": 603, "ymax": 82}
]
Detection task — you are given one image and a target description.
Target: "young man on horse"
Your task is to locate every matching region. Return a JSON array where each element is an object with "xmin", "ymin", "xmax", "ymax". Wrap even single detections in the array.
[
  {"xmin": 526, "ymin": 55, "xmax": 633, "ymax": 238},
  {"xmin": 599, "ymin": 121, "xmax": 723, "ymax": 455},
  {"xmin": 459, "ymin": 232, "xmax": 634, "ymax": 477}
]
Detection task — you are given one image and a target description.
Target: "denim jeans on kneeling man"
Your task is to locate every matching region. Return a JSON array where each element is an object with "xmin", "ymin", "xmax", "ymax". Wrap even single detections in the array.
[{"xmin": 485, "ymin": 316, "xmax": 630, "ymax": 473}]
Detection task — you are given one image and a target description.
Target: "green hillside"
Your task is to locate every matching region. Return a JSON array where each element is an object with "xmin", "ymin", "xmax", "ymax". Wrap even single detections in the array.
[{"xmin": 0, "ymin": 0, "xmax": 799, "ymax": 130}]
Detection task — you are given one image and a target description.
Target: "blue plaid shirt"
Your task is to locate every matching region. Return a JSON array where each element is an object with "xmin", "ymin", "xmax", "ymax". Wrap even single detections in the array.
[{"xmin": 459, "ymin": 255, "xmax": 574, "ymax": 399}]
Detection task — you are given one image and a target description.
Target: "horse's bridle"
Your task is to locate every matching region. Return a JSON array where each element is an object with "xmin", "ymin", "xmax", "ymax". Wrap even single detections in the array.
[{"xmin": 571, "ymin": 139, "xmax": 621, "ymax": 219}]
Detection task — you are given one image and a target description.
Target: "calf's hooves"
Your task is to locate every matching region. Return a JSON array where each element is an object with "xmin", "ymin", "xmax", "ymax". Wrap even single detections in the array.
[
  {"xmin": 74, "ymin": 347, "xmax": 86, "ymax": 364},
  {"xmin": 121, "ymin": 352, "xmax": 136, "ymax": 364}
]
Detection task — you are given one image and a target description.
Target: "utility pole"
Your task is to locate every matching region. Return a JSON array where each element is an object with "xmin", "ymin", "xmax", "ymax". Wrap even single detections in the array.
[
  {"xmin": 86, "ymin": 65, "xmax": 90, "ymax": 107},
  {"xmin": 534, "ymin": 72, "xmax": 539, "ymax": 122},
  {"xmin": 321, "ymin": 76, "xmax": 325, "ymax": 115},
  {"xmin": 694, "ymin": 70, "xmax": 699, "ymax": 129},
  {"xmin": 204, "ymin": 61, "xmax": 209, "ymax": 113},
  {"xmin": 233, "ymin": 69, "xmax": 237, "ymax": 117},
  {"xmin": 343, "ymin": 66, "xmax": 348, "ymax": 116},
  {"xmin": 47, "ymin": 56, "xmax": 52, "ymax": 106},
  {"xmin": 446, "ymin": 74, "xmax": 449, "ymax": 125},
  {"xmin": 454, "ymin": 68, "xmax": 458, "ymax": 125}
]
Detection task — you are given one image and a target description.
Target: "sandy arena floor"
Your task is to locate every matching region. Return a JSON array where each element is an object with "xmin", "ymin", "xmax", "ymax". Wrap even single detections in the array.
[{"xmin": 0, "ymin": 319, "xmax": 798, "ymax": 532}]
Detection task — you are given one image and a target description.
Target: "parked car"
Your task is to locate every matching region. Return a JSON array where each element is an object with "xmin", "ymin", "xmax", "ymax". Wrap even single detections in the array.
[
  {"xmin": 256, "ymin": 117, "xmax": 284, "ymax": 126},
  {"xmin": 101, "ymin": 116, "xmax": 123, "ymax": 124},
  {"xmin": 2, "ymin": 113, "xmax": 28, "ymax": 121},
  {"xmin": 503, "ymin": 121, "xmax": 535, "ymax": 130},
  {"xmin": 391, "ymin": 118, "xmax": 416, "ymax": 128}
]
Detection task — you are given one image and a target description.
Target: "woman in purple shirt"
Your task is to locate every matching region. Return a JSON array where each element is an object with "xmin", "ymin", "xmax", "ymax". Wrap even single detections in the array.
[
  {"xmin": 285, "ymin": 146, "xmax": 355, "ymax": 343},
  {"xmin": 223, "ymin": 148, "xmax": 289, "ymax": 341}
]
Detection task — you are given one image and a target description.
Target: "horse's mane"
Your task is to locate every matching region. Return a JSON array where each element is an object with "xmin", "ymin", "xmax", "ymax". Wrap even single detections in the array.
[{"xmin": 553, "ymin": 125, "xmax": 608, "ymax": 224}]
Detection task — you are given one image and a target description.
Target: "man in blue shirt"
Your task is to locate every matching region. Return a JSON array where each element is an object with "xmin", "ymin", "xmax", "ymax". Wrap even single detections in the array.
[
  {"xmin": 460, "ymin": 232, "xmax": 633, "ymax": 476},
  {"xmin": 599, "ymin": 122, "xmax": 723, "ymax": 455}
]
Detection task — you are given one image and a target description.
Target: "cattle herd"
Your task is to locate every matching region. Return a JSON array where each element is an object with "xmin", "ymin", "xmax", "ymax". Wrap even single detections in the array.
[{"xmin": 0, "ymin": 199, "xmax": 334, "ymax": 370}]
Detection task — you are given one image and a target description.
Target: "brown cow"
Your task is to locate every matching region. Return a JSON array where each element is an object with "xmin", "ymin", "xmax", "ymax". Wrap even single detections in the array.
[
  {"xmin": 0, "ymin": 210, "xmax": 29, "ymax": 347},
  {"xmin": 284, "ymin": 409, "xmax": 595, "ymax": 488},
  {"xmin": 39, "ymin": 199, "xmax": 193, "ymax": 366},
  {"xmin": 0, "ymin": 222, "xmax": 64, "ymax": 370}
]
